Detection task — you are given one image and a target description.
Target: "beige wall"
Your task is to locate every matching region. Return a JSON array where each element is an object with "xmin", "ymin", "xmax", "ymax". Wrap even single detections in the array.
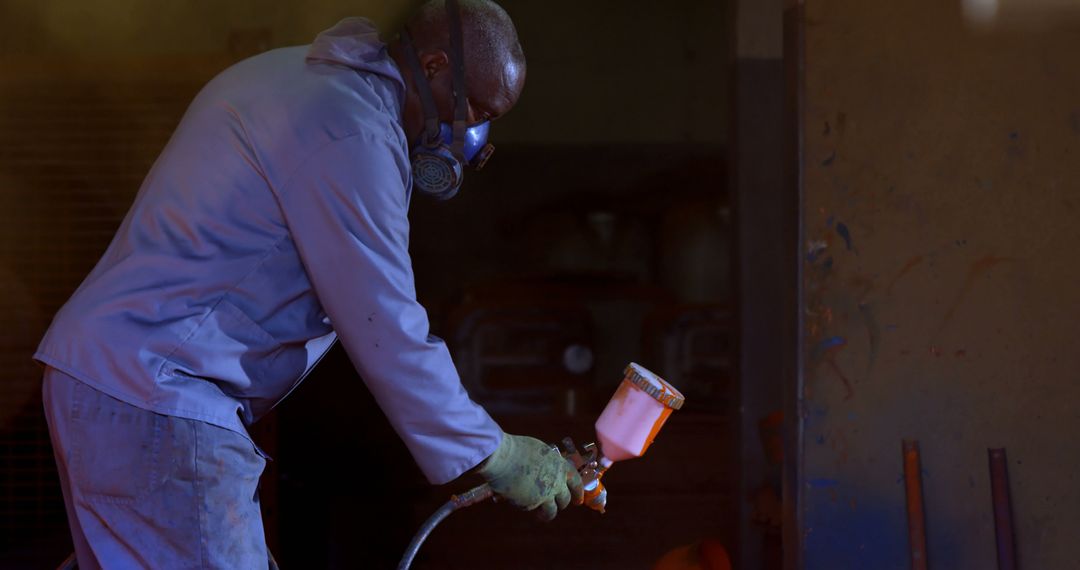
[{"xmin": 800, "ymin": 1, "xmax": 1080, "ymax": 568}]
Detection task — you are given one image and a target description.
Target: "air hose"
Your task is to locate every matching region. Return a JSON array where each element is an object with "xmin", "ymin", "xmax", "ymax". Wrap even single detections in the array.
[{"xmin": 396, "ymin": 483, "xmax": 494, "ymax": 570}]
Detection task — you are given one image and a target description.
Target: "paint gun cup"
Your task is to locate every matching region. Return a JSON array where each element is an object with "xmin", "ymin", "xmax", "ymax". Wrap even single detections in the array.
[{"xmin": 584, "ymin": 363, "xmax": 685, "ymax": 513}]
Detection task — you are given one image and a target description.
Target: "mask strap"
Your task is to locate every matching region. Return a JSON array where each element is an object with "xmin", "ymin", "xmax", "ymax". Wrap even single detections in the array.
[
  {"xmin": 400, "ymin": 28, "xmax": 442, "ymax": 148},
  {"xmin": 446, "ymin": 0, "xmax": 468, "ymax": 161}
]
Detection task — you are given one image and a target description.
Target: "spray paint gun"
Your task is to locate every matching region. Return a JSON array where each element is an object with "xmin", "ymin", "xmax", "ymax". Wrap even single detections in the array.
[
  {"xmin": 573, "ymin": 362, "xmax": 685, "ymax": 512},
  {"xmin": 397, "ymin": 363, "xmax": 685, "ymax": 570}
]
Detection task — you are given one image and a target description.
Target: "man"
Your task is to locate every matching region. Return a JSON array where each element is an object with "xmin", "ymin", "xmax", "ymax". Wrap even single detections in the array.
[{"xmin": 36, "ymin": 1, "xmax": 583, "ymax": 567}]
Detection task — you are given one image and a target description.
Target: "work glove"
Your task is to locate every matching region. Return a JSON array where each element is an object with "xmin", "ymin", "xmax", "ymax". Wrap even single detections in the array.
[{"xmin": 476, "ymin": 431, "xmax": 585, "ymax": 521}]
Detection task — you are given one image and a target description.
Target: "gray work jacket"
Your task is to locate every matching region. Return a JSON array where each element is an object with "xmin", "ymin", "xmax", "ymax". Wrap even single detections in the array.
[{"xmin": 34, "ymin": 18, "xmax": 500, "ymax": 485}]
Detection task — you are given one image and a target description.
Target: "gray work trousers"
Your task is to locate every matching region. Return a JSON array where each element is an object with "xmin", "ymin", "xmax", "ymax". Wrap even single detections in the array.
[{"xmin": 42, "ymin": 367, "xmax": 270, "ymax": 569}]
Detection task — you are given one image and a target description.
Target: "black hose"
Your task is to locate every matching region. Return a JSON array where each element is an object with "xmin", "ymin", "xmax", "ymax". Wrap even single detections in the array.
[{"xmin": 397, "ymin": 484, "xmax": 494, "ymax": 570}]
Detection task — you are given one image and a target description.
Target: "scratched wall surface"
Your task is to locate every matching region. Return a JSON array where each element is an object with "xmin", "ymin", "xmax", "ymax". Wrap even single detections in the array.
[{"xmin": 800, "ymin": 1, "xmax": 1080, "ymax": 568}]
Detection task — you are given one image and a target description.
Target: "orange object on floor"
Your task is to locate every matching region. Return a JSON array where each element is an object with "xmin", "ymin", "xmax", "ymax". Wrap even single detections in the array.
[{"xmin": 652, "ymin": 538, "xmax": 732, "ymax": 570}]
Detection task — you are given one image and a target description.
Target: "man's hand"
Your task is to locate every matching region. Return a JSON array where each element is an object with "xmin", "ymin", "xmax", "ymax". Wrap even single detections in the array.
[{"xmin": 476, "ymin": 432, "xmax": 584, "ymax": 521}]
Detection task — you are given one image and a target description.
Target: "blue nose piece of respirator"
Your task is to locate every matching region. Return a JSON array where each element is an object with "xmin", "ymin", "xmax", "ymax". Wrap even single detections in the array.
[
  {"xmin": 410, "ymin": 122, "xmax": 494, "ymax": 201},
  {"xmin": 449, "ymin": 121, "xmax": 491, "ymax": 165}
]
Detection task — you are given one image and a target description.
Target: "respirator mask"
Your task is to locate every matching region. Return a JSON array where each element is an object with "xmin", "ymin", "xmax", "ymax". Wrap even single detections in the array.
[{"xmin": 401, "ymin": 0, "xmax": 495, "ymax": 201}]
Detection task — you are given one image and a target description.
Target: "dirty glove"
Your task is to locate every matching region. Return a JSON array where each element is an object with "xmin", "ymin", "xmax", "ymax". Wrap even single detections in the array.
[{"xmin": 476, "ymin": 432, "xmax": 584, "ymax": 521}]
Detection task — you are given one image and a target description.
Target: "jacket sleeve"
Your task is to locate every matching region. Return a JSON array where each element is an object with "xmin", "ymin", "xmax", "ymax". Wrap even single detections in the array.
[{"xmin": 275, "ymin": 131, "xmax": 501, "ymax": 485}]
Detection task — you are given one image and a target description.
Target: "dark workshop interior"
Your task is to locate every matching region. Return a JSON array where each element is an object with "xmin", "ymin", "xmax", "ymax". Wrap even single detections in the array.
[{"xmin": 1, "ymin": 0, "xmax": 1078, "ymax": 569}]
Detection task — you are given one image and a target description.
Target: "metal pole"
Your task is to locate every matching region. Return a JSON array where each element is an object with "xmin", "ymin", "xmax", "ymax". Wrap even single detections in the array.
[
  {"xmin": 903, "ymin": 440, "xmax": 928, "ymax": 570},
  {"xmin": 988, "ymin": 448, "xmax": 1018, "ymax": 570}
]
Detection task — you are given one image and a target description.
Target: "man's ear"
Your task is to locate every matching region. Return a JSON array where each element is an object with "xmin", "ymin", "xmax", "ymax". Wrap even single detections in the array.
[{"xmin": 419, "ymin": 50, "xmax": 450, "ymax": 80}]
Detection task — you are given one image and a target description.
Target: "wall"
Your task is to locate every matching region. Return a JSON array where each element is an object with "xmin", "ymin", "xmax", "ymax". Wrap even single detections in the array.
[{"xmin": 799, "ymin": 1, "xmax": 1080, "ymax": 568}]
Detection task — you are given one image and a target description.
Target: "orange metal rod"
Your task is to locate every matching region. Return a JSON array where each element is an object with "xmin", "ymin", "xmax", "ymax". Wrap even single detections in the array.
[{"xmin": 903, "ymin": 440, "xmax": 928, "ymax": 570}]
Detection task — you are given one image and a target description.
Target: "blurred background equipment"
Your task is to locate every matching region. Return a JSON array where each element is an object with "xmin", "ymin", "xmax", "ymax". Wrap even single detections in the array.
[
  {"xmin": 643, "ymin": 304, "xmax": 734, "ymax": 414},
  {"xmin": 448, "ymin": 295, "xmax": 595, "ymax": 416}
]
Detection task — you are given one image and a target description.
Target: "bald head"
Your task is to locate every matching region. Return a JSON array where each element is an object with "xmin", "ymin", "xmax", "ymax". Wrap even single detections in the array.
[
  {"xmin": 390, "ymin": 0, "xmax": 526, "ymax": 143},
  {"xmin": 408, "ymin": 0, "xmax": 525, "ymax": 112}
]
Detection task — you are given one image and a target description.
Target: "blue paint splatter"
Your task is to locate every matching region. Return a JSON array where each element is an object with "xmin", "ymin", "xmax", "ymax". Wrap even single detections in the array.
[
  {"xmin": 836, "ymin": 223, "xmax": 854, "ymax": 251},
  {"xmin": 1008, "ymin": 131, "xmax": 1019, "ymax": 140},
  {"xmin": 816, "ymin": 435, "xmax": 826, "ymax": 445},
  {"xmin": 808, "ymin": 478, "xmax": 840, "ymax": 488},
  {"xmin": 821, "ymin": 336, "xmax": 847, "ymax": 349},
  {"xmin": 812, "ymin": 336, "xmax": 848, "ymax": 360},
  {"xmin": 826, "ymin": 216, "xmax": 835, "ymax": 228},
  {"xmin": 823, "ymin": 257, "xmax": 834, "ymax": 271}
]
